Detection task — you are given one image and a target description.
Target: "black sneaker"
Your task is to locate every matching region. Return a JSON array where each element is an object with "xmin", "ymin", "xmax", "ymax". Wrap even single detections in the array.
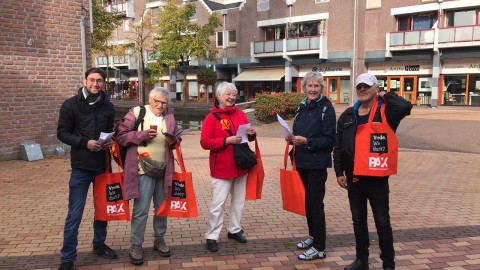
[
  {"xmin": 92, "ymin": 243, "xmax": 118, "ymax": 259},
  {"xmin": 58, "ymin": 261, "xmax": 76, "ymax": 270},
  {"xmin": 206, "ymin": 239, "xmax": 218, "ymax": 252},
  {"xmin": 227, "ymin": 231, "xmax": 247, "ymax": 243}
]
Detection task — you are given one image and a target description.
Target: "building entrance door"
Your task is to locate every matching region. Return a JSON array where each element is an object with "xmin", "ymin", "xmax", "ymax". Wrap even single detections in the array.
[
  {"xmin": 387, "ymin": 76, "xmax": 417, "ymax": 104},
  {"xmin": 326, "ymin": 77, "xmax": 340, "ymax": 103}
]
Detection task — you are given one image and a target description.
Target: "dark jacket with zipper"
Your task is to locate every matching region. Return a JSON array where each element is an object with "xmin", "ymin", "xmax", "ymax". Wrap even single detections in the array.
[
  {"xmin": 57, "ymin": 87, "xmax": 115, "ymax": 174},
  {"xmin": 292, "ymin": 96, "xmax": 336, "ymax": 169},
  {"xmin": 200, "ymin": 101, "xmax": 255, "ymax": 179},
  {"xmin": 333, "ymin": 92, "xmax": 412, "ymax": 179}
]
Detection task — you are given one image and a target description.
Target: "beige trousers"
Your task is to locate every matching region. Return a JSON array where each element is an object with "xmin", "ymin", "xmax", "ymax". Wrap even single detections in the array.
[{"xmin": 205, "ymin": 175, "xmax": 247, "ymax": 240}]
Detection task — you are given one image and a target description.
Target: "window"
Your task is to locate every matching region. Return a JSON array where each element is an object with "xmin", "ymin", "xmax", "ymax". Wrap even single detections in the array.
[
  {"xmin": 315, "ymin": 0, "xmax": 330, "ymax": 2},
  {"xmin": 228, "ymin": 30, "xmax": 236, "ymax": 46},
  {"xmin": 123, "ymin": 19, "xmax": 130, "ymax": 31},
  {"xmin": 217, "ymin": 31, "xmax": 236, "ymax": 47},
  {"xmin": 216, "ymin": 32, "xmax": 223, "ymax": 47},
  {"xmin": 190, "ymin": 2, "xmax": 198, "ymax": 21},
  {"xmin": 151, "ymin": 7, "xmax": 158, "ymax": 25},
  {"xmin": 366, "ymin": 0, "xmax": 381, "ymax": 9},
  {"xmin": 397, "ymin": 13, "xmax": 437, "ymax": 31},
  {"xmin": 265, "ymin": 25, "xmax": 286, "ymax": 40},
  {"xmin": 288, "ymin": 21, "xmax": 320, "ymax": 38},
  {"xmin": 257, "ymin": 0, "xmax": 269, "ymax": 12},
  {"xmin": 445, "ymin": 9, "xmax": 476, "ymax": 27}
]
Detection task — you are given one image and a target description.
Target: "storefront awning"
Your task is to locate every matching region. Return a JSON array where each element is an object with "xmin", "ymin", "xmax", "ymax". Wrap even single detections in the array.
[{"xmin": 233, "ymin": 68, "xmax": 285, "ymax": 81}]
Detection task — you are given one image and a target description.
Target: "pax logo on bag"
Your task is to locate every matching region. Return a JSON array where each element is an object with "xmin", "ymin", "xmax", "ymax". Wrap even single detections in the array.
[
  {"xmin": 368, "ymin": 157, "xmax": 389, "ymax": 170},
  {"xmin": 106, "ymin": 203, "xmax": 126, "ymax": 214},
  {"xmin": 170, "ymin": 201, "xmax": 187, "ymax": 211}
]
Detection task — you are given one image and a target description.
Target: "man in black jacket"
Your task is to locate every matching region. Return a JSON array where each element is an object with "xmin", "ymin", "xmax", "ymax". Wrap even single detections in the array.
[
  {"xmin": 334, "ymin": 73, "xmax": 412, "ymax": 270},
  {"xmin": 57, "ymin": 68, "xmax": 116, "ymax": 270}
]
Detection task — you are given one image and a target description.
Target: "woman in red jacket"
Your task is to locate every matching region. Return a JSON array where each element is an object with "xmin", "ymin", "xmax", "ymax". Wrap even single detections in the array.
[{"xmin": 200, "ymin": 82, "xmax": 256, "ymax": 252}]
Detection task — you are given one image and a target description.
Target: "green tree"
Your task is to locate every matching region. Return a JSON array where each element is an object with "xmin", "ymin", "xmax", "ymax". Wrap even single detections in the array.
[
  {"xmin": 91, "ymin": 0, "xmax": 122, "ymax": 91},
  {"xmin": 148, "ymin": 0, "xmax": 221, "ymax": 104},
  {"xmin": 122, "ymin": 9, "xmax": 155, "ymax": 104}
]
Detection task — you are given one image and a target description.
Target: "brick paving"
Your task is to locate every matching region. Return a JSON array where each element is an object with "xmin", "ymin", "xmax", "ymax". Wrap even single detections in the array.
[{"xmin": 1, "ymin": 106, "xmax": 480, "ymax": 269}]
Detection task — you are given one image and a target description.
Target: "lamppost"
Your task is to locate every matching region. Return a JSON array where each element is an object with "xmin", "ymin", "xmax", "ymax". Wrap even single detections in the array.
[{"xmin": 206, "ymin": 51, "xmax": 211, "ymax": 106}]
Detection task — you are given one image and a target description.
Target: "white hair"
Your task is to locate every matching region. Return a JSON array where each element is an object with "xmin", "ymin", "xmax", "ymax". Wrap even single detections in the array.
[
  {"xmin": 149, "ymin": 87, "xmax": 168, "ymax": 98},
  {"xmin": 216, "ymin": 82, "xmax": 238, "ymax": 97}
]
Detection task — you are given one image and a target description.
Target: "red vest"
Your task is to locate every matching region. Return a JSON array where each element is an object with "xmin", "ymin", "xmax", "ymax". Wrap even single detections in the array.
[{"xmin": 353, "ymin": 100, "xmax": 398, "ymax": 177}]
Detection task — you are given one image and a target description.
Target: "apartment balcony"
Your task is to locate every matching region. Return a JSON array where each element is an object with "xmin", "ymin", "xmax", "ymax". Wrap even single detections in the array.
[
  {"xmin": 387, "ymin": 25, "xmax": 480, "ymax": 52},
  {"xmin": 96, "ymin": 56, "xmax": 129, "ymax": 68},
  {"xmin": 104, "ymin": 0, "xmax": 134, "ymax": 18},
  {"xmin": 251, "ymin": 35, "xmax": 328, "ymax": 60}
]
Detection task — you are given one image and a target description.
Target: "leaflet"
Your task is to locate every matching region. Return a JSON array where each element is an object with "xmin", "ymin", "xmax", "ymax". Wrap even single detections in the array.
[
  {"xmin": 277, "ymin": 114, "xmax": 293, "ymax": 137},
  {"xmin": 236, "ymin": 123, "xmax": 251, "ymax": 143},
  {"xmin": 98, "ymin": 132, "xmax": 115, "ymax": 143}
]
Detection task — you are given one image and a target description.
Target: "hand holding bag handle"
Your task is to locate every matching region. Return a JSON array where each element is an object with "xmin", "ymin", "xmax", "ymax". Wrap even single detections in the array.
[{"xmin": 93, "ymin": 141, "xmax": 130, "ymax": 221}]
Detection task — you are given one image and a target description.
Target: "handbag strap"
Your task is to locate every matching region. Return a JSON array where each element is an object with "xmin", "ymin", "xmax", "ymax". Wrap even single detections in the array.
[
  {"xmin": 283, "ymin": 143, "xmax": 296, "ymax": 170},
  {"xmin": 174, "ymin": 143, "xmax": 187, "ymax": 173}
]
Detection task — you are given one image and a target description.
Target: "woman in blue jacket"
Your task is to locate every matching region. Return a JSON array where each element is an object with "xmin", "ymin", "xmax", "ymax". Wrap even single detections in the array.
[{"xmin": 287, "ymin": 71, "xmax": 336, "ymax": 260}]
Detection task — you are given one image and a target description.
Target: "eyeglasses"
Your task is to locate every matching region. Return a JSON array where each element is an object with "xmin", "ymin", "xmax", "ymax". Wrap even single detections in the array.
[
  {"xmin": 152, "ymin": 98, "xmax": 168, "ymax": 106},
  {"xmin": 87, "ymin": 78, "xmax": 104, "ymax": 84}
]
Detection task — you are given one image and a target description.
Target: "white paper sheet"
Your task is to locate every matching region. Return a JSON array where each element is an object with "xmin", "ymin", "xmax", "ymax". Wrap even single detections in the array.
[
  {"xmin": 277, "ymin": 114, "xmax": 293, "ymax": 137},
  {"xmin": 236, "ymin": 123, "xmax": 251, "ymax": 143},
  {"xmin": 98, "ymin": 132, "xmax": 115, "ymax": 143}
]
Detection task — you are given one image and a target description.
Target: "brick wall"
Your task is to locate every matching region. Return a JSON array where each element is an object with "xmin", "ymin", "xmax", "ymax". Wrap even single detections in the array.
[{"xmin": 0, "ymin": 0, "xmax": 90, "ymax": 160}]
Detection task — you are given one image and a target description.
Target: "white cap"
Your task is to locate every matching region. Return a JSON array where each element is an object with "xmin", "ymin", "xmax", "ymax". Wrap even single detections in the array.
[{"xmin": 355, "ymin": 73, "xmax": 378, "ymax": 87}]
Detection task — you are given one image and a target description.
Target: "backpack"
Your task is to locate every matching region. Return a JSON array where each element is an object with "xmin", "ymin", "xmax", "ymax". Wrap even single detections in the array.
[{"xmin": 113, "ymin": 105, "xmax": 146, "ymax": 167}]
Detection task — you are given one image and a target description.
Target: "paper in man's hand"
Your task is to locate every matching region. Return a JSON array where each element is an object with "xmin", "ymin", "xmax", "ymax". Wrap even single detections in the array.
[
  {"xmin": 277, "ymin": 114, "xmax": 293, "ymax": 137},
  {"xmin": 98, "ymin": 132, "xmax": 115, "ymax": 143}
]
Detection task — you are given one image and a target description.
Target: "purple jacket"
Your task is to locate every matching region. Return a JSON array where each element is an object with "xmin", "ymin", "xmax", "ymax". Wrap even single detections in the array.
[{"xmin": 115, "ymin": 106, "xmax": 180, "ymax": 200}]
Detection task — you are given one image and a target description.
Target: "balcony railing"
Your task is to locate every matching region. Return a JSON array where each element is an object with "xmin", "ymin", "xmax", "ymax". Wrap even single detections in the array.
[
  {"xmin": 104, "ymin": 1, "xmax": 134, "ymax": 18},
  {"xmin": 253, "ymin": 36, "xmax": 322, "ymax": 54},
  {"xmin": 387, "ymin": 25, "xmax": 480, "ymax": 51},
  {"xmin": 96, "ymin": 56, "xmax": 129, "ymax": 66},
  {"xmin": 438, "ymin": 25, "xmax": 480, "ymax": 43},
  {"xmin": 389, "ymin": 29, "xmax": 435, "ymax": 47}
]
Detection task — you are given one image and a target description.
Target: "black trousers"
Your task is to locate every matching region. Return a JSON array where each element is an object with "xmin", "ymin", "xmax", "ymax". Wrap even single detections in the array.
[
  {"xmin": 298, "ymin": 168, "xmax": 327, "ymax": 251},
  {"xmin": 347, "ymin": 177, "xmax": 395, "ymax": 269}
]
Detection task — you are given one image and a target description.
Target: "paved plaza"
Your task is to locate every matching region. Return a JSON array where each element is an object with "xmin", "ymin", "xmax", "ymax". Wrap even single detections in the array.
[{"xmin": 1, "ymin": 105, "xmax": 480, "ymax": 269}]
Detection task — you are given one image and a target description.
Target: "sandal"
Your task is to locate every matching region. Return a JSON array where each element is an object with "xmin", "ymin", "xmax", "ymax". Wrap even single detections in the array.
[
  {"xmin": 298, "ymin": 247, "xmax": 326, "ymax": 261},
  {"xmin": 296, "ymin": 236, "xmax": 314, "ymax": 249}
]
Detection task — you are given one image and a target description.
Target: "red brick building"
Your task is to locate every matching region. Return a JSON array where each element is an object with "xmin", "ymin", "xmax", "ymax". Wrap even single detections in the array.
[{"xmin": 0, "ymin": 0, "xmax": 91, "ymax": 160}]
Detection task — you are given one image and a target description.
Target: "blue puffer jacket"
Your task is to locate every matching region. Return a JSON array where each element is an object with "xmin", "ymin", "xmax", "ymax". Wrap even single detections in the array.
[{"xmin": 292, "ymin": 96, "xmax": 336, "ymax": 169}]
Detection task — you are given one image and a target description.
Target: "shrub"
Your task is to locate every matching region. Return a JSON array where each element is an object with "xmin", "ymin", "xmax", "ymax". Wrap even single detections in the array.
[{"xmin": 253, "ymin": 92, "xmax": 305, "ymax": 120}]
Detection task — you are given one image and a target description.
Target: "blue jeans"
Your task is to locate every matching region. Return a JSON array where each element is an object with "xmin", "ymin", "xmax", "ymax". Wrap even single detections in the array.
[
  {"xmin": 347, "ymin": 176, "xmax": 395, "ymax": 269},
  {"xmin": 130, "ymin": 174, "xmax": 167, "ymax": 245},
  {"xmin": 61, "ymin": 168, "xmax": 108, "ymax": 263}
]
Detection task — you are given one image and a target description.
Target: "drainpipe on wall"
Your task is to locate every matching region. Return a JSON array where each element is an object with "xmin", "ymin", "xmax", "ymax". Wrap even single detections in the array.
[
  {"xmin": 351, "ymin": 0, "xmax": 358, "ymax": 106},
  {"xmin": 431, "ymin": 0, "xmax": 443, "ymax": 108}
]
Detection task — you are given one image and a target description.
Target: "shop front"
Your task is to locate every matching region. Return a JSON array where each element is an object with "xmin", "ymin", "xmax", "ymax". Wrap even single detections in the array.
[
  {"xmin": 441, "ymin": 60, "xmax": 480, "ymax": 106},
  {"xmin": 297, "ymin": 64, "xmax": 351, "ymax": 104},
  {"xmin": 233, "ymin": 67, "xmax": 285, "ymax": 100},
  {"xmin": 368, "ymin": 62, "xmax": 433, "ymax": 105}
]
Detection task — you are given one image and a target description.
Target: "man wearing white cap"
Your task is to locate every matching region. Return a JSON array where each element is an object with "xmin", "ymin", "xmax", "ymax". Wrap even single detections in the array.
[{"xmin": 333, "ymin": 73, "xmax": 412, "ymax": 270}]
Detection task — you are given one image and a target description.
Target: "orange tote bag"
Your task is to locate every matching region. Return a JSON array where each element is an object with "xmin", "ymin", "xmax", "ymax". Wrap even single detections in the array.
[
  {"xmin": 94, "ymin": 142, "xmax": 130, "ymax": 221},
  {"xmin": 353, "ymin": 99, "xmax": 398, "ymax": 177},
  {"xmin": 156, "ymin": 143, "xmax": 198, "ymax": 218},
  {"xmin": 279, "ymin": 143, "xmax": 306, "ymax": 216},
  {"xmin": 246, "ymin": 138, "xmax": 265, "ymax": 200}
]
